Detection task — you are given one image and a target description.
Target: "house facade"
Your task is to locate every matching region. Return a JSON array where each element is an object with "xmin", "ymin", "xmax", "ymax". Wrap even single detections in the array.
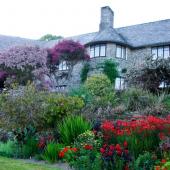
[{"xmin": 0, "ymin": 6, "xmax": 170, "ymax": 91}]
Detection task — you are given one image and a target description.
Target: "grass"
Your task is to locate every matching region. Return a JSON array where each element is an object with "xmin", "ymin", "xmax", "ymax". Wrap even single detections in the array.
[{"xmin": 0, "ymin": 156, "xmax": 61, "ymax": 170}]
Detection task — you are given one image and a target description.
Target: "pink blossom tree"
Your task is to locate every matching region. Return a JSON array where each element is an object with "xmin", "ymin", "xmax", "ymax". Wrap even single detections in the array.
[{"xmin": 0, "ymin": 46, "xmax": 48, "ymax": 85}]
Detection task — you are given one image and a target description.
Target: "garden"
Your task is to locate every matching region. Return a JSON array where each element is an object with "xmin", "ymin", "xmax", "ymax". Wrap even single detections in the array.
[{"xmin": 0, "ymin": 40, "xmax": 169, "ymax": 170}]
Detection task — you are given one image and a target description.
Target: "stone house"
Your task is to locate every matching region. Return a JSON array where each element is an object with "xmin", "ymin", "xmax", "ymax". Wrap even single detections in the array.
[{"xmin": 0, "ymin": 6, "xmax": 170, "ymax": 91}]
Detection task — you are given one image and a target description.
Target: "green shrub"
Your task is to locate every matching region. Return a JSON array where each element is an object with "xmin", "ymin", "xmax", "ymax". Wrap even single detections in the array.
[
  {"xmin": 80, "ymin": 63, "xmax": 90, "ymax": 83},
  {"xmin": 0, "ymin": 83, "xmax": 47, "ymax": 130},
  {"xmin": 121, "ymin": 88, "xmax": 156, "ymax": 111},
  {"xmin": 102, "ymin": 59, "xmax": 118, "ymax": 83},
  {"xmin": 0, "ymin": 140, "xmax": 16, "ymax": 157},
  {"xmin": 134, "ymin": 152, "xmax": 155, "ymax": 170},
  {"xmin": 44, "ymin": 94, "xmax": 84, "ymax": 128},
  {"xmin": 69, "ymin": 85, "xmax": 92, "ymax": 104},
  {"xmin": 0, "ymin": 83, "xmax": 84, "ymax": 131},
  {"xmin": 163, "ymin": 94, "xmax": 170, "ymax": 110},
  {"xmin": 58, "ymin": 116, "xmax": 91, "ymax": 145},
  {"xmin": 42, "ymin": 142, "xmax": 63, "ymax": 163},
  {"xmin": 84, "ymin": 74, "xmax": 112, "ymax": 97},
  {"xmin": 17, "ymin": 137, "xmax": 38, "ymax": 158}
]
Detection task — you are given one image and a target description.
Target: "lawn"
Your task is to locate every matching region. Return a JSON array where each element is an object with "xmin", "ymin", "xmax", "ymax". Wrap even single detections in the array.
[{"xmin": 0, "ymin": 156, "xmax": 61, "ymax": 170}]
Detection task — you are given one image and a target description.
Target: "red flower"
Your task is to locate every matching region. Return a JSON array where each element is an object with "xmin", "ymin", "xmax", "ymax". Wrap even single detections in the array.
[
  {"xmin": 117, "ymin": 150, "xmax": 122, "ymax": 156},
  {"xmin": 109, "ymin": 145, "xmax": 115, "ymax": 151},
  {"xmin": 107, "ymin": 151, "xmax": 113, "ymax": 156},
  {"xmin": 71, "ymin": 147, "xmax": 78, "ymax": 152},
  {"xmin": 103, "ymin": 144, "xmax": 107, "ymax": 149},
  {"xmin": 100, "ymin": 148, "xmax": 105, "ymax": 154},
  {"xmin": 124, "ymin": 149, "xmax": 129, "ymax": 155},
  {"xmin": 123, "ymin": 141, "xmax": 128, "ymax": 148},
  {"xmin": 84, "ymin": 144, "xmax": 93, "ymax": 150},
  {"xmin": 161, "ymin": 159, "xmax": 166, "ymax": 163},
  {"xmin": 59, "ymin": 151, "xmax": 65, "ymax": 158},
  {"xmin": 115, "ymin": 144, "xmax": 121, "ymax": 151},
  {"xmin": 159, "ymin": 132, "xmax": 166, "ymax": 140}
]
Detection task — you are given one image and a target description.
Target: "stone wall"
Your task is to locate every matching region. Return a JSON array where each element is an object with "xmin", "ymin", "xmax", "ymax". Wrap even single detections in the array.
[{"xmin": 52, "ymin": 43, "xmax": 152, "ymax": 91}]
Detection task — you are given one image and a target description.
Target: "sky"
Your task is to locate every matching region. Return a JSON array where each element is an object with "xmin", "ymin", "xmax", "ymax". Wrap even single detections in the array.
[{"xmin": 0, "ymin": 0, "xmax": 169, "ymax": 40}]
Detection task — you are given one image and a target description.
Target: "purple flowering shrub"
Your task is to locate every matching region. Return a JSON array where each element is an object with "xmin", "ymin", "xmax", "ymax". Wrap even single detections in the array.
[
  {"xmin": 49, "ymin": 40, "xmax": 89, "ymax": 64},
  {"xmin": 0, "ymin": 46, "xmax": 48, "ymax": 85}
]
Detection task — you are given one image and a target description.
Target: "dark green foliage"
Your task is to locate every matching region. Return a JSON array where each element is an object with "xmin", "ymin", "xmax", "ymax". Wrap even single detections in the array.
[
  {"xmin": 134, "ymin": 152, "xmax": 155, "ymax": 170},
  {"xmin": 0, "ymin": 141, "xmax": 16, "ymax": 157},
  {"xmin": 69, "ymin": 85, "xmax": 92, "ymax": 104},
  {"xmin": 103, "ymin": 59, "xmax": 118, "ymax": 83},
  {"xmin": 58, "ymin": 116, "xmax": 92, "ymax": 145},
  {"xmin": 42, "ymin": 142, "xmax": 63, "ymax": 163},
  {"xmin": 121, "ymin": 88, "xmax": 156, "ymax": 111},
  {"xmin": 163, "ymin": 95, "xmax": 170, "ymax": 110},
  {"xmin": 80, "ymin": 63, "xmax": 90, "ymax": 83}
]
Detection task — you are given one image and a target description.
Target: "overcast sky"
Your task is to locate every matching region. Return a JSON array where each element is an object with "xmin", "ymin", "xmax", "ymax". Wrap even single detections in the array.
[{"xmin": 0, "ymin": 0, "xmax": 169, "ymax": 39}]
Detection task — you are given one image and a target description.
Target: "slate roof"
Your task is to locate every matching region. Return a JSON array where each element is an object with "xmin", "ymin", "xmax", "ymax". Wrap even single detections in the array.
[
  {"xmin": 0, "ymin": 19, "xmax": 170, "ymax": 51},
  {"xmin": 0, "ymin": 35, "xmax": 44, "ymax": 52},
  {"xmin": 116, "ymin": 19, "xmax": 170, "ymax": 48}
]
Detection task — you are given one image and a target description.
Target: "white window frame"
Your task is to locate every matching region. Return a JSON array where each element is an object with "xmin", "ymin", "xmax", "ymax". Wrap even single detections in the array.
[
  {"xmin": 58, "ymin": 61, "xmax": 69, "ymax": 71},
  {"xmin": 90, "ymin": 44, "xmax": 106, "ymax": 58},
  {"xmin": 115, "ymin": 77, "xmax": 126, "ymax": 90},
  {"xmin": 151, "ymin": 45, "xmax": 170, "ymax": 60},
  {"xmin": 116, "ymin": 45, "xmax": 127, "ymax": 60}
]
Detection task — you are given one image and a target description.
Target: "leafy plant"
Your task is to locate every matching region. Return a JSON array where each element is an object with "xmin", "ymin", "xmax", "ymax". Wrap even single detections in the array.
[
  {"xmin": 102, "ymin": 59, "xmax": 118, "ymax": 83},
  {"xmin": 80, "ymin": 63, "xmax": 90, "ymax": 83},
  {"xmin": 0, "ymin": 140, "xmax": 16, "ymax": 157},
  {"xmin": 69, "ymin": 85, "xmax": 92, "ymax": 104},
  {"xmin": 44, "ymin": 94, "xmax": 84, "ymax": 128},
  {"xmin": 84, "ymin": 74, "xmax": 112, "ymax": 97},
  {"xmin": 134, "ymin": 152, "xmax": 155, "ymax": 170},
  {"xmin": 42, "ymin": 142, "xmax": 63, "ymax": 163},
  {"xmin": 58, "ymin": 116, "xmax": 91, "ymax": 145},
  {"xmin": 0, "ymin": 83, "xmax": 47, "ymax": 130},
  {"xmin": 19, "ymin": 137, "xmax": 38, "ymax": 158},
  {"xmin": 121, "ymin": 87, "xmax": 156, "ymax": 111}
]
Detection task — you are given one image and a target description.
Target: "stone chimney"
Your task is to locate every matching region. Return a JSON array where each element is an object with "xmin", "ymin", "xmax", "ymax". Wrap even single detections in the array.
[{"xmin": 99, "ymin": 6, "xmax": 114, "ymax": 31}]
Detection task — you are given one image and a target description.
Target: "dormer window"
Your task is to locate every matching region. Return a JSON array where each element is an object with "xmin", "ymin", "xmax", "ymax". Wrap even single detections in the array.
[
  {"xmin": 90, "ymin": 44, "xmax": 106, "ymax": 58},
  {"xmin": 151, "ymin": 46, "xmax": 170, "ymax": 60},
  {"xmin": 116, "ymin": 45, "xmax": 127, "ymax": 60},
  {"xmin": 58, "ymin": 61, "xmax": 69, "ymax": 71}
]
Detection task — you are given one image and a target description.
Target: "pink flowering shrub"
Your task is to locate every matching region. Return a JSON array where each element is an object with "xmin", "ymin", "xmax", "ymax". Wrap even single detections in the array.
[{"xmin": 0, "ymin": 46, "xmax": 48, "ymax": 84}]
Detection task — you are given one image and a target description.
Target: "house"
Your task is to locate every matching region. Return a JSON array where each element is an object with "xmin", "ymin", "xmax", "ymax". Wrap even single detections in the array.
[{"xmin": 0, "ymin": 6, "xmax": 170, "ymax": 91}]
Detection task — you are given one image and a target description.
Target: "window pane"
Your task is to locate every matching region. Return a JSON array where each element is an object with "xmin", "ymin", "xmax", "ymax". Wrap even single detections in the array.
[
  {"xmin": 90, "ymin": 47, "xmax": 94, "ymax": 58},
  {"xmin": 164, "ymin": 46, "xmax": 169, "ymax": 59},
  {"xmin": 59, "ymin": 62, "xmax": 63, "ymax": 70},
  {"xmin": 115, "ymin": 78, "xmax": 121, "ymax": 90},
  {"xmin": 120, "ymin": 78, "xmax": 125, "ymax": 90},
  {"xmin": 100, "ymin": 45, "xmax": 106, "ymax": 56},
  {"xmin": 151, "ymin": 48, "xmax": 157, "ymax": 60},
  {"xmin": 116, "ymin": 46, "xmax": 122, "ymax": 58},
  {"xmin": 62, "ymin": 61, "xmax": 67, "ymax": 70},
  {"xmin": 158, "ymin": 47, "xmax": 163, "ymax": 58},
  {"xmin": 122, "ymin": 47, "xmax": 126, "ymax": 59},
  {"xmin": 95, "ymin": 46, "xmax": 100, "ymax": 57}
]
